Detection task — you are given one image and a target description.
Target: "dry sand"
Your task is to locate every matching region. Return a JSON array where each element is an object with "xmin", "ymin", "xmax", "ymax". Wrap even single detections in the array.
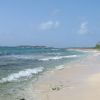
[{"xmin": 32, "ymin": 50, "xmax": 100, "ymax": 100}]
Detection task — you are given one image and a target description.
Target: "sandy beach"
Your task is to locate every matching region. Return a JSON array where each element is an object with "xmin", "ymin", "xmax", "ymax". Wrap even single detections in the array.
[
  {"xmin": 0, "ymin": 1, "xmax": 100, "ymax": 100},
  {"xmin": 32, "ymin": 50, "xmax": 100, "ymax": 100}
]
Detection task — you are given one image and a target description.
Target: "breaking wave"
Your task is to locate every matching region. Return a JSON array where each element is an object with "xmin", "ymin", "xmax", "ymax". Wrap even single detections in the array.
[
  {"xmin": 40, "ymin": 55, "xmax": 79, "ymax": 61},
  {"xmin": 0, "ymin": 67, "xmax": 44, "ymax": 83}
]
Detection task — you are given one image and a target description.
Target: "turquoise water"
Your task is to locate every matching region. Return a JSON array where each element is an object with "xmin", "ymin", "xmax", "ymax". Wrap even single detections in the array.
[{"xmin": 0, "ymin": 47, "xmax": 87, "ymax": 100}]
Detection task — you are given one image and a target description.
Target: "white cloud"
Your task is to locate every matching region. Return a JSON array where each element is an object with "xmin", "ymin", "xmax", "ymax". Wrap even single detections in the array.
[
  {"xmin": 39, "ymin": 21, "xmax": 60, "ymax": 30},
  {"xmin": 79, "ymin": 21, "xmax": 88, "ymax": 34}
]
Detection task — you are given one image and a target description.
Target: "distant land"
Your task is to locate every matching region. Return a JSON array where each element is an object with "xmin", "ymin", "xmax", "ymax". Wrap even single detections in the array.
[
  {"xmin": 17, "ymin": 45, "xmax": 48, "ymax": 48},
  {"xmin": 0, "ymin": 43, "xmax": 99, "ymax": 49}
]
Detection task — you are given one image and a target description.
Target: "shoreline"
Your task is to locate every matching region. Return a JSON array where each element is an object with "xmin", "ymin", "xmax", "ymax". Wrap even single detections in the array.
[
  {"xmin": 29, "ymin": 49, "xmax": 100, "ymax": 100},
  {"xmin": 5, "ymin": 49, "xmax": 100, "ymax": 100}
]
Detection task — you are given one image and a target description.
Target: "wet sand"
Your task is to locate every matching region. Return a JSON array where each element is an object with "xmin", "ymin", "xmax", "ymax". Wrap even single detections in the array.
[{"xmin": 32, "ymin": 50, "xmax": 100, "ymax": 100}]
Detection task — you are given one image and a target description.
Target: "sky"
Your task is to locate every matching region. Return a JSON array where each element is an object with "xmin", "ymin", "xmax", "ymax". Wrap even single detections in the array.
[{"xmin": 0, "ymin": 0, "xmax": 100, "ymax": 47}]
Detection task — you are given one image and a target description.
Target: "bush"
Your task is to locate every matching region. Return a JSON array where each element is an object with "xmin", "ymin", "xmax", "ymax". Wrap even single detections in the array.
[{"xmin": 95, "ymin": 44, "xmax": 100, "ymax": 49}]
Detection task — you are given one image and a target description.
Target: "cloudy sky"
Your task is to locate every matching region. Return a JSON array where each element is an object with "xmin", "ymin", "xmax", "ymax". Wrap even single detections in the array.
[{"xmin": 0, "ymin": 0, "xmax": 100, "ymax": 47}]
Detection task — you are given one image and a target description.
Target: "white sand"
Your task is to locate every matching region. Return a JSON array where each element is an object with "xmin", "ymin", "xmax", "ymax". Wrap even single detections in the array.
[{"xmin": 31, "ymin": 50, "xmax": 100, "ymax": 100}]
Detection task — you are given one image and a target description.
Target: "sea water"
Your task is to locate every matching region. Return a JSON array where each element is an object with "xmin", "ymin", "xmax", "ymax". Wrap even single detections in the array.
[{"xmin": 0, "ymin": 47, "xmax": 87, "ymax": 100}]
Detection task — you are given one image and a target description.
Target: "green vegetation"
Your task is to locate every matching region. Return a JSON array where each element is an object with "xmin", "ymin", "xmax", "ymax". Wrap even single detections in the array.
[{"xmin": 95, "ymin": 42, "xmax": 100, "ymax": 49}]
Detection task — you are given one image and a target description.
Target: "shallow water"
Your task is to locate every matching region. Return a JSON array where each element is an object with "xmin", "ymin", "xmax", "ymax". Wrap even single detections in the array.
[{"xmin": 0, "ymin": 47, "xmax": 87, "ymax": 100}]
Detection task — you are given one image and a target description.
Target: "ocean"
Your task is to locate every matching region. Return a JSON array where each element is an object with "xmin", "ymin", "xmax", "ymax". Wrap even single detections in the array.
[{"xmin": 0, "ymin": 47, "xmax": 87, "ymax": 100}]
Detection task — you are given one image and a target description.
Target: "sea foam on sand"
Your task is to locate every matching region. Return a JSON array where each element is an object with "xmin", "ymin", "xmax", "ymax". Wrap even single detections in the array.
[{"xmin": 32, "ymin": 50, "xmax": 100, "ymax": 100}]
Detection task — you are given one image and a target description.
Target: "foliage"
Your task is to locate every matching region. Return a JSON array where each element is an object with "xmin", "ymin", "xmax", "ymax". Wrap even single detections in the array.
[{"xmin": 95, "ymin": 44, "xmax": 100, "ymax": 49}]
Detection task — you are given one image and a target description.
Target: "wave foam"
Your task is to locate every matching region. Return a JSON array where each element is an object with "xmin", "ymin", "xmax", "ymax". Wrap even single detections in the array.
[
  {"xmin": 55, "ymin": 65, "xmax": 64, "ymax": 70},
  {"xmin": 11, "ymin": 55, "xmax": 35, "ymax": 59},
  {"xmin": 0, "ymin": 67, "xmax": 44, "ymax": 83},
  {"xmin": 40, "ymin": 55, "xmax": 78, "ymax": 61},
  {"xmin": 47, "ymin": 53, "xmax": 61, "ymax": 55}
]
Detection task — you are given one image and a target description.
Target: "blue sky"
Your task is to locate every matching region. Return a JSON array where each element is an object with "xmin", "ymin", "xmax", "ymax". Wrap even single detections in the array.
[{"xmin": 0, "ymin": 0, "xmax": 100, "ymax": 47}]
